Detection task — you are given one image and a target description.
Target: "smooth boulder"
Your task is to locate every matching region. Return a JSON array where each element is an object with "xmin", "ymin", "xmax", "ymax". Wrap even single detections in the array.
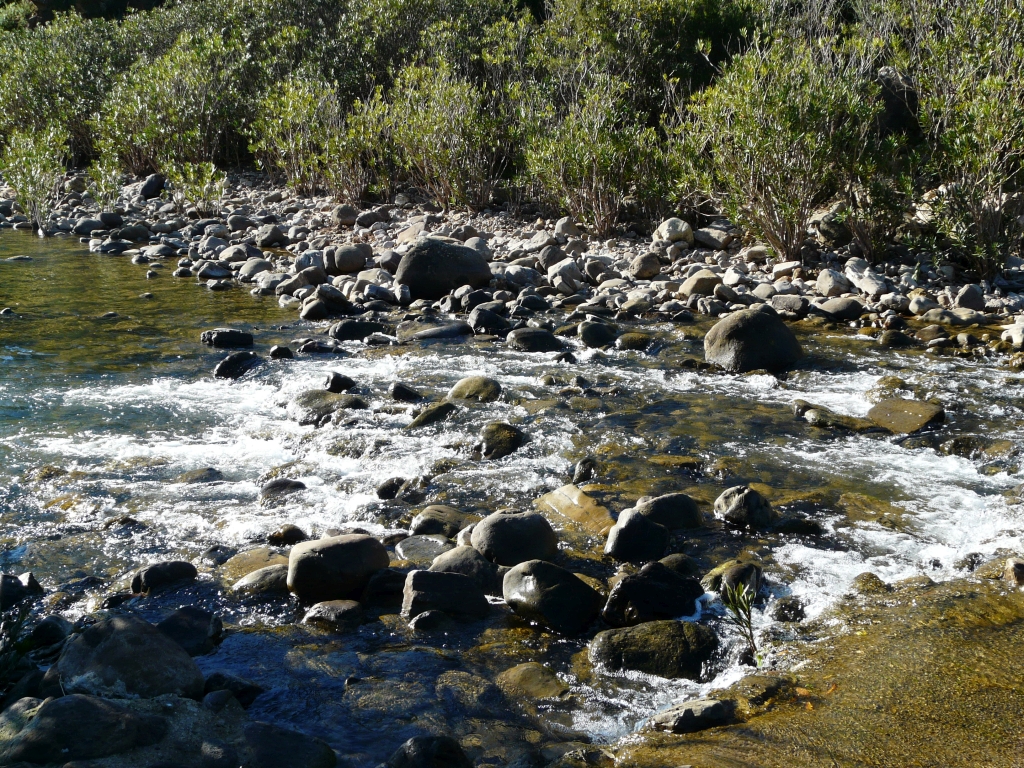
[
  {"xmin": 401, "ymin": 569, "xmax": 490, "ymax": 621},
  {"xmin": 713, "ymin": 485, "xmax": 776, "ymax": 528},
  {"xmin": 502, "ymin": 560, "xmax": 603, "ymax": 636},
  {"xmin": 287, "ymin": 534, "xmax": 389, "ymax": 603},
  {"xmin": 470, "ymin": 512, "xmax": 558, "ymax": 566},
  {"xmin": 604, "ymin": 509, "xmax": 669, "ymax": 564},
  {"xmin": 394, "ymin": 239, "xmax": 492, "ymax": 300},
  {"xmin": 602, "ymin": 562, "xmax": 705, "ymax": 627},
  {"xmin": 428, "ymin": 546, "xmax": 502, "ymax": 595},
  {"xmin": 633, "ymin": 493, "xmax": 702, "ymax": 529},
  {"xmin": 703, "ymin": 306, "xmax": 802, "ymax": 373},
  {"xmin": 867, "ymin": 398, "xmax": 944, "ymax": 434}
]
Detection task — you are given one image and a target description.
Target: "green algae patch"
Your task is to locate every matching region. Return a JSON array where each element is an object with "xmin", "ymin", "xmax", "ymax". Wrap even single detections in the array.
[{"xmin": 613, "ymin": 578, "xmax": 1024, "ymax": 767}]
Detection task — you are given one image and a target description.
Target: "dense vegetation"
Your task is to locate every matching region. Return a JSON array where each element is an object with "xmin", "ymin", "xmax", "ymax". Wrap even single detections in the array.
[{"xmin": 0, "ymin": 0, "xmax": 1021, "ymax": 273}]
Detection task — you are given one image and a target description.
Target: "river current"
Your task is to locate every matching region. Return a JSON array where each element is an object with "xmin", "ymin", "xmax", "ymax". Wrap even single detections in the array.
[{"xmin": 2, "ymin": 231, "xmax": 1023, "ymax": 764}]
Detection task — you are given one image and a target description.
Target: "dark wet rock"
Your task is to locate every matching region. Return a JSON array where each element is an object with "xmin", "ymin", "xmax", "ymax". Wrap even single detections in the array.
[
  {"xmin": 269, "ymin": 345, "xmax": 293, "ymax": 359},
  {"xmin": 648, "ymin": 698, "xmax": 736, "ymax": 733},
  {"xmin": 616, "ymin": 332, "xmax": 653, "ymax": 351},
  {"xmin": 131, "ymin": 561, "xmax": 197, "ymax": 594},
  {"xmin": 474, "ymin": 422, "xmax": 524, "ymax": 460},
  {"xmin": 232, "ymin": 564, "xmax": 289, "ymax": 596},
  {"xmin": 579, "ymin": 320, "xmax": 617, "ymax": 348},
  {"xmin": 201, "ymin": 545, "xmax": 237, "ymax": 566},
  {"xmin": 818, "ymin": 296, "xmax": 865, "ymax": 320},
  {"xmin": 394, "ymin": 239, "xmax": 492, "ymax": 300},
  {"xmin": 260, "ymin": 478, "xmax": 306, "ymax": 500},
  {"xmin": 331, "ymin": 204, "xmax": 359, "ymax": 228},
  {"xmin": 602, "ymin": 562, "xmax": 705, "ymax": 627},
  {"xmin": 632, "ymin": 492, "xmax": 702, "ymax": 530},
  {"xmin": 287, "ymin": 390, "xmax": 367, "ymax": 425},
  {"xmin": 660, "ymin": 553, "xmax": 701, "ymax": 577},
  {"xmin": 405, "ymin": 320, "xmax": 474, "ymax": 342},
  {"xmin": 429, "ymin": 546, "xmax": 503, "ymax": 595},
  {"xmin": 389, "ymin": 381, "xmax": 423, "ymax": 402},
  {"xmin": 701, "ymin": 559, "xmax": 764, "ymax": 593},
  {"xmin": 297, "ymin": 338, "xmax": 348, "ymax": 355},
  {"xmin": 361, "ymin": 568, "xmax": 408, "ymax": 605},
  {"xmin": 572, "ymin": 457, "xmax": 597, "ymax": 484},
  {"xmin": 328, "ymin": 319, "xmax": 390, "ymax": 341},
  {"xmin": 213, "ymin": 350, "xmax": 261, "ymax": 379},
  {"xmin": 287, "ymin": 534, "xmax": 390, "ymax": 603},
  {"xmin": 503, "ymin": 559, "xmax": 603, "ymax": 636},
  {"xmin": 204, "ymin": 671, "xmax": 265, "ymax": 708},
  {"xmin": 44, "ymin": 614, "xmax": 204, "ymax": 699},
  {"xmin": 386, "ymin": 735, "xmax": 472, "ymax": 768},
  {"xmin": 268, "ymin": 524, "xmax": 308, "ymax": 546},
  {"xmin": 302, "ymin": 599, "xmax": 363, "ymax": 631},
  {"xmin": 851, "ymin": 571, "xmax": 892, "ymax": 595},
  {"xmin": 407, "ymin": 609, "xmax": 453, "ymax": 632},
  {"xmin": 703, "ymin": 305, "xmax": 802, "ymax": 373},
  {"xmin": 604, "ymin": 510, "xmax": 669, "ymax": 564},
  {"xmin": 407, "ymin": 401, "xmax": 456, "ymax": 429},
  {"xmin": 0, "ymin": 573, "xmax": 43, "ymax": 611},
  {"xmin": 323, "ymin": 371, "xmax": 355, "ymax": 393},
  {"xmin": 243, "ymin": 721, "xmax": 337, "ymax": 768},
  {"xmin": 140, "ymin": 173, "xmax": 165, "ymax": 198},
  {"xmin": 506, "ymin": 327, "xmax": 563, "ymax": 352},
  {"xmin": 394, "ymin": 534, "xmax": 454, "ymax": 562},
  {"xmin": 714, "ymin": 486, "xmax": 776, "ymax": 528},
  {"xmin": 410, "ymin": 505, "xmax": 477, "ymax": 538},
  {"xmin": 769, "ymin": 294, "xmax": 810, "ymax": 319},
  {"xmin": 468, "ymin": 306, "xmax": 510, "ymax": 334},
  {"xmin": 867, "ymin": 398, "xmax": 944, "ymax": 434},
  {"xmin": 589, "ymin": 620, "xmax": 718, "ymax": 679},
  {"xmin": 471, "ymin": 512, "xmax": 558, "ymax": 566},
  {"xmin": 401, "ymin": 569, "xmax": 490, "ymax": 621},
  {"xmin": 377, "ymin": 476, "xmax": 411, "ymax": 500},
  {"xmin": 30, "ymin": 614, "xmax": 73, "ymax": 647},
  {"xmin": 176, "ymin": 467, "xmax": 225, "ymax": 484},
  {"xmin": 448, "ymin": 375, "xmax": 501, "ymax": 402},
  {"xmin": 156, "ymin": 606, "xmax": 223, "ymax": 656},
  {"xmin": 0, "ymin": 694, "xmax": 167, "ymax": 763},
  {"xmin": 878, "ymin": 329, "xmax": 916, "ymax": 348},
  {"xmin": 770, "ymin": 595, "xmax": 806, "ymax": 622},
  {"xmin": 435, "ymin": 670, "xmax": 503, "ymax": 717},
  {"xmin": 200, "ymin": 328, "xmax": 253, "ymax": 348}
]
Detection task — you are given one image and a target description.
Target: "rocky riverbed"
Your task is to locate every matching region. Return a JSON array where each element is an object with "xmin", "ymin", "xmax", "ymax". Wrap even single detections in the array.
[{"xmin": 2, "ymin": 173, "xmax": 1024, "ymax": 766}]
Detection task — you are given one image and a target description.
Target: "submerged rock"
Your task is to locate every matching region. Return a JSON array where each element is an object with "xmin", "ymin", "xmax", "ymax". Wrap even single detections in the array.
[
  {"xmin": 867, "ymin": 398, "xmax": 944, "ymax": 434},
  {"xmin": 244, "ymin": 721, "xmax": 337, "ymax": 768},
  {"xmin": 386, "ymin": 735, "xmax": 471, "ymax": 768},
  {"xmin": 647, "ymin": 698, "xmax": 736, "ymax": 734},
  {"xmin": 589, "ymin": 620, "xmax": 718, "ymax": 679}
]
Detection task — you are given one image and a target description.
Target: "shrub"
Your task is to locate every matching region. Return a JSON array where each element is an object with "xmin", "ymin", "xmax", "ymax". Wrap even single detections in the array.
[
  {"xmin": 0, "ymin": 0, "xmax": 31, "ymax": 30},
  {"xmin": 526, "ymin": 79, "xmax": 668, "ymax": 235},
  {"xmin": 96, "ymin": 31, "xmax": 247, "ymax": 174},
  {"xmin": 680, "ymin": 37, "xmax": 882, "ymax": 259},
  {"xmin": 0, "ymin": 125, "xmax": 69, "ymax": 234},
  {"xmin": 165, "ymin": 161, "xmax": 227, "ymax": 217},
  {"xmin": 87, "ymin": 154, "xmax": 124, "ymax": 211},
  {"xmin": 389, "ymin": 63, "xmax": 510, "ymax": 210},
  {"xmin": 324, "ymin": 91, "xmax": 395, "ymax": 203}
]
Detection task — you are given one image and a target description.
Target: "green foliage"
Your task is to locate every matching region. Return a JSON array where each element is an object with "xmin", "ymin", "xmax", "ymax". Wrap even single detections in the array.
[
  {"xmin": 682, "ymin": 37, "xmax": 883, "ymax": 259},
  {"xmin": 96, "ymin": 31, "xmax": 247, "ymax": 174},
  {"xmin": 0, "ymin": 125, "xmax": 69, "ymax": 233},
  {"xmin": 721, "ymin": 581, "xmax": 759, "ymax": 662},
  {"xmin": 165, "ymin": 161, "xmax": 226, "ymax": 217},
  {"xmin": 0, "ymin": 0, "xmax": 32, "ymax": 30},
  {"xmin": 526, "ymin": 79, "xmax": 667, "ymax": 235},
  {"xmin": 87, "ymin": 154, "xmax": 124, "ymax": 211},
  {"xmin": 389, "ymin": 63, "xmax": 510, "ymax": 210},
  {"xmin": 324, "ymin": 91, "xmax": 394, "ymax": 203}
]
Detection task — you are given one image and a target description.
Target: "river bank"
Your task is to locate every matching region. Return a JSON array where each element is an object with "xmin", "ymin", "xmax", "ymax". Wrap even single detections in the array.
[{"xmin": 2, "ymin": 172, "xmax": 1024, "ymax": 767}]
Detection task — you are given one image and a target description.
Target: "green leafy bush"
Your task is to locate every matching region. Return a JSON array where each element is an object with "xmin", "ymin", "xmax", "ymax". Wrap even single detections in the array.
[
  {"xmin": 681, "ymin": 37, "xmax": 882, "ymax": 259},
  {"xmin": 96, "ymin": 31, "xmax": 247, "ymax": 174},
  {"xmin": 324, "ymin": 91, "xmax": 395, "ymax": 203},
  {"xmin": 0, "ymin": 125, "xmax": 69, "ymax": 233},
  {"xmin": 165, "ymin": 161, "xmax": 227, "ymax": 217},
  {"xmin": 87, "ymin": 154, "xmax": 124, "ymax": 211},
  {"xmin": 389, "ymin": 63, "xmax": 510, "ymax": 210},
  {"xmin": 526, "ymin": 79, "xmax": 668, "ymax": 234}
]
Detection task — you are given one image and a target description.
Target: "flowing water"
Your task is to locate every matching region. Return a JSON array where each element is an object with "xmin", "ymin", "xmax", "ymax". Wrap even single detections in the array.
[{"xmin": 2, "ymin": 230, "xmax": 1023, "ymax": 765}]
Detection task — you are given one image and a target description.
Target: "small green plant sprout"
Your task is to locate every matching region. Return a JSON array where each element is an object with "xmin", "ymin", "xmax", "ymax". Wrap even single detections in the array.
[
  {"xmin": 720, "ymin": 581, "xmax": 759, "ymax": 664},
  {"xmin": 165, "ymin": 161, "xmax": 226, "ymax": 217},
  {"xmin": 0, "ymin": 125, "xmax": 69, "ymax": 235}
]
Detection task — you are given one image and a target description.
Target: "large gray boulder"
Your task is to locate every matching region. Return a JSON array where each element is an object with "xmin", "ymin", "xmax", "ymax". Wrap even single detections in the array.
[
  {"xmin": 401, "ymin": 569, "xmax": 490, "ymax": 621},
  {"xmin": 703, "ymin": 305, "xmax": 802, "ymax": 373},
  {"xmin": 503, "ymin": 560, "xmax": 603, "ymax": 636},
  {"xmin": 287, "ymin": 534, "xmax": 389, "ymax": 603},
  {"xmin": 394, "ymin": 239, "xmax": 492, "ymax": 300},
  {"xmin": 429, "ymin": 546, "xmax": 502, "ymax": 595},
  {"xmin": 43, "ymin": 614, "xmax": 205, "ymax": 699},
  {"xmin": 589, "ymin": 620, "xmax": 718, "ymax": 679}
]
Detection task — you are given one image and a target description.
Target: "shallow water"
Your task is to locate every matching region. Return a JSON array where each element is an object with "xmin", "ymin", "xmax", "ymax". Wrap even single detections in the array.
[{"xmin": 2, "ymin": 230, "xmax": 1023, "ymax": 764}]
